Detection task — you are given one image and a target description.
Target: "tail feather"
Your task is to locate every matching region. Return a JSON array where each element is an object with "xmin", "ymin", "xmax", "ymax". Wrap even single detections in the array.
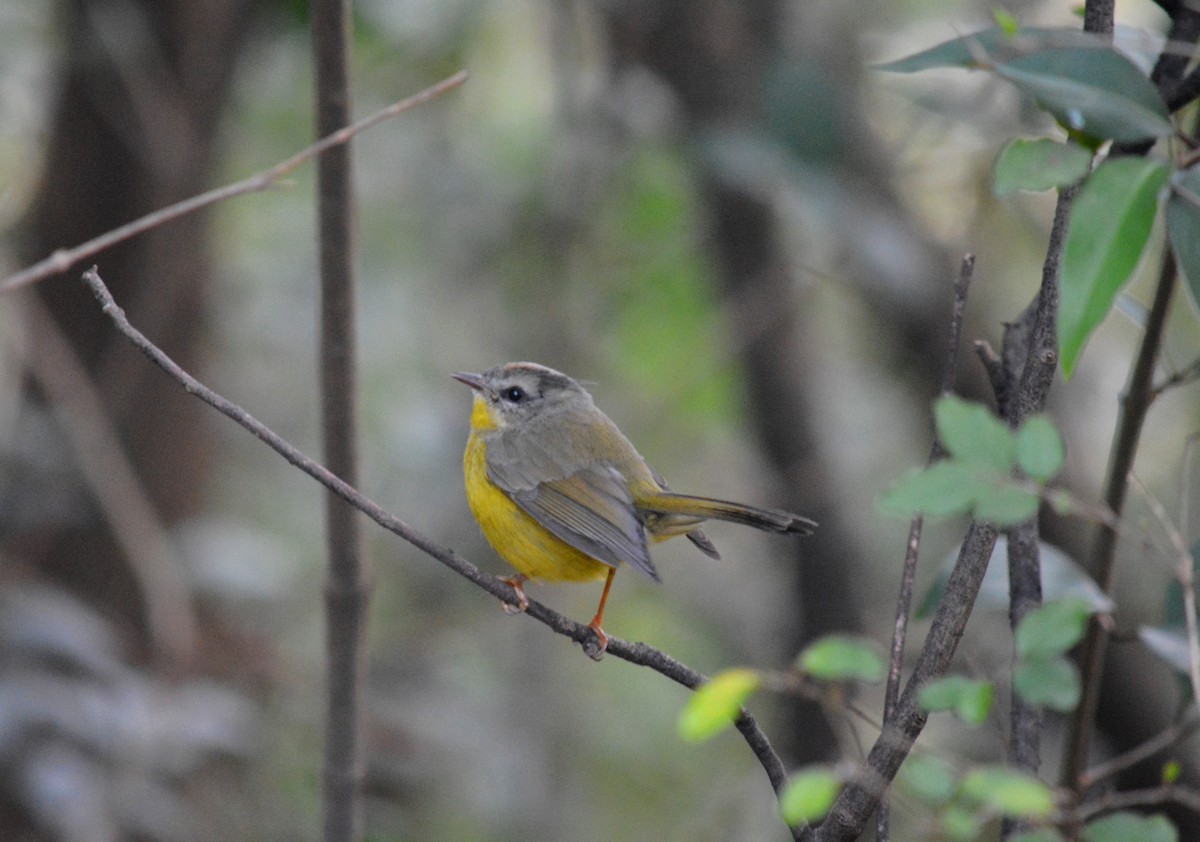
[{"xmin": 637, "ymin": 492, "xmax": 816, "ymax": 536}]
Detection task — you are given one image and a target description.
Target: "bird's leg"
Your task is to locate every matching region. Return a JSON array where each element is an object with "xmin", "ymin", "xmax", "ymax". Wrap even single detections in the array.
[
  {"xmin": 584, "ymin": 567, "xmax": 617, "ymax": 661},
  {"xmin": 499, "ymin": 574, "xmax": 530, "ymax": 615}
]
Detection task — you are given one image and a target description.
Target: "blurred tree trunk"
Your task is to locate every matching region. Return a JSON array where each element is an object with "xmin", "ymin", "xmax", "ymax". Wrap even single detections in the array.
[
  {"xmin": 602, "ymin": 0, "xmax": 953, "ymax": 761},
  {"xmin": 13, "ymin": 0, "xmax": 257, "ymax": 656}
]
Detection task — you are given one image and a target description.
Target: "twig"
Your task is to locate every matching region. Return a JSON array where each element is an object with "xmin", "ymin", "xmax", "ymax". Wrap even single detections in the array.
[
  {"xmin": 1071, "ymin": 783, "xmax": 1200, "ymax": 822},
  {"xmin": 79, "ymin": 266, "xmax": 800, "ymax": 839},
  {"xmin": 1151, "ymin": 355, "xmax": 1200, "ymax": 398},
  {"xmin": 1064, "ymin": 254, "xmax": 1178, "ymax": 789},
  {"xmin": 877, "ymin": 254, "xmax": 974, "ymax": 842},
  {"xmin": 0, "ymin": 71, "xmax": 468, "ymax": 295},
  {"xmin": 1078, "ymin": 713, "xmax": 1200, "ymax": 790},
  {"xmin": 12, "ymin": 292, "xmax": 197, "ymax": 666}
]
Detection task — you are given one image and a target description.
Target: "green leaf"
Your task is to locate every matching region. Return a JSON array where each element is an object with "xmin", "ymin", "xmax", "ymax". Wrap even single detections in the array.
[
  {"xmin": 960, "ymin": 766, "xmax": 1055, "ymax": 818},
  {"xmin": 995, "ymin": 48, "xmax": 1173, "ymax": 144},
  {"xmin": 994, "ymin": 138, "xmax": 1093, "ymax": 196},
  {"xmin": 878, "ymin": 27, "xmax": 1172, "ymax": 143},
  {"xmin": 1060, "ymin": 157, "xmax": 1169, "ymax": 377},
  {"xmin": 1016, "ymin": 416, "xmax": 1066, "ymax": 481},
  {"xmin": 677, "ymin": 668, "xmax": 759, "ymax": 742},
  {"xmin": 973, "ymin": 482, "xmax": 1041, "ymax": 525},
  {"xmin": 798, "ymin": 635, "xmax": 885, "ymax": 683},
  {"xmin": 919, "ymin": 676, "xmax": 995, "ymax": 724},
  {"xmin": 1163, "ymin": 760, "xmax": 1181, "ymax": 784},
  {"xmin": 1016, "ymin": 597, "xmax": 1094, "ymax": 659},
  {"xmin": 878, "ymin": 26, "xmax": 1107, "ymax": 73},
  {"xmin": 879, "ymin": 460, "xmax": 986, "ymax": 519},
  {"xmin": 1166, "ymin": 166, "xmax": 1200, "ymax": 316},
  {"xmin": 1082, "ymin": 811, "xmax": 1178, "ymax": 842},
  {"xmin": 779, "ymin": 766, "xmax": 842, "ymax": 826},
  {"xmin": 936, "ymin": 396, "xmax": 1016, "ymax": 469},
  {"xmin": 898, "ymin": 753, "xmax": 957, "ymax": 805},
  {"xmin": 1014, "ymin": 655, "xmax": 1081, "ymax": 711}
]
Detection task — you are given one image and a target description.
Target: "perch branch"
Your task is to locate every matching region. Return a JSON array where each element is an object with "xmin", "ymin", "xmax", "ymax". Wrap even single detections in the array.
[{"xmin": 79, "ymin": 266, "xmax": 799, "ymax": 839}]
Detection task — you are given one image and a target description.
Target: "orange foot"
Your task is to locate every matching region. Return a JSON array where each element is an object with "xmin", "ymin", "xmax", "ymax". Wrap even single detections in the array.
[{"xmin": 499, "ymin": 575, "xmax": 530, "ymax": 615}]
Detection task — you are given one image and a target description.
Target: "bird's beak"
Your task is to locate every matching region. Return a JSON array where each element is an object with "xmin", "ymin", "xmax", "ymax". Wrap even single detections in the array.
[{"xmin": 451, "ymin": 371, "xmax": 487, "ymax": 393}]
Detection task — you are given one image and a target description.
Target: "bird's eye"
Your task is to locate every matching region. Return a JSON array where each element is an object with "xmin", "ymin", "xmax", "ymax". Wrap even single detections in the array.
[{"xmin": 502, "ymin": 386, "xmax": 526, "ymax": 403}]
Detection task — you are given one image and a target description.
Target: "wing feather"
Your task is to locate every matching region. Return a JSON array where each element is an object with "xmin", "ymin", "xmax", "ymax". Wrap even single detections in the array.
[{"xmin": 498, "ymin": 467, "xmax": 659, "ymax": 582}]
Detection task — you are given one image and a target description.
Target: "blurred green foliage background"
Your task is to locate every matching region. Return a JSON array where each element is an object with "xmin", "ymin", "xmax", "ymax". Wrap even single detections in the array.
[{"xmin": 1, "ymin": 0, "xmax": 1197, "ymax": 840}]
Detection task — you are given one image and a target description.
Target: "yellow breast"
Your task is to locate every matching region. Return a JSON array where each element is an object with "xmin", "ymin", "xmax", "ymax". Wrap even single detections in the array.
[{"xmin": 462, "ymin": 429, "xmax": 611, "ymax": 583}]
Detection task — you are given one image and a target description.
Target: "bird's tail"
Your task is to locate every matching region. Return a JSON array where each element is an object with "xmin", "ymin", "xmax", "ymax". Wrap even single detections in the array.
[{"xmin": 638, "ymin": 491, "xmax": 817, "ymax": 537}]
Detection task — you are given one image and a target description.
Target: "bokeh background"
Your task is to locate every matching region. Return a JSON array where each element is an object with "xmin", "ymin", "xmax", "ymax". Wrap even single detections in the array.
[{"xmin": 1, "ymin": 0, "xmax": 1197, "ymax": 840}]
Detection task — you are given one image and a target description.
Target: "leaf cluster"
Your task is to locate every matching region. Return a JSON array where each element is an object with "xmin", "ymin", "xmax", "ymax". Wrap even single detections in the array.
[{"xmin": 881, "ymin": 397, "xmax": 1065, "ymax": 526}]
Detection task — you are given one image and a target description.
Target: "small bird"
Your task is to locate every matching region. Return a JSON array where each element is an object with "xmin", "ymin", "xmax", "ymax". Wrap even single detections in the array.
[{"xmin": 453, "ymin": 362, "xmax": 815, "ymax": 658}]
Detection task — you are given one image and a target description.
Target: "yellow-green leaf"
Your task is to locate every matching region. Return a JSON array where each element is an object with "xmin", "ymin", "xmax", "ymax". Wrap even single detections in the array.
[
  {"xmin": 779, "ymin": 766, "xmax": 842, "ymax": 826},
  {"xmin": 677, "ymin": 668, "xmax": 759, "ymax": 743}
]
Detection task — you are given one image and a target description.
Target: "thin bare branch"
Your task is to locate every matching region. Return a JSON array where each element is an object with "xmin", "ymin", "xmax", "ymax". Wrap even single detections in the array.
[
  {"xmin": 1072, "ymin": 783, "xmax": 1200, "ymax": 822},
  {"xmin": 1, "ymin": 71, "xmax": 468, "ymax": 295},
  {"xmin": 1078, "ymin": 713, "xmax": 1200, "ymax": 790},
  {"xmin": 1151, "ymin": 355, "xmax": 1200, "ymax": 398}
]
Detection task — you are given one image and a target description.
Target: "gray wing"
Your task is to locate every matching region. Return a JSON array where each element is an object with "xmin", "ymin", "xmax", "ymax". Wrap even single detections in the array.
[{"xmin": 487, "ymin": 429, "xmax": 659, "ymax": 581}]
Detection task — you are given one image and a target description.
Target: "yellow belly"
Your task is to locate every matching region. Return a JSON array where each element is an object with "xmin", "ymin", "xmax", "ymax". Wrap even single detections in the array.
[{"xmin": 463, "ymin": 433, "xmax": 611, "ymax": 583}]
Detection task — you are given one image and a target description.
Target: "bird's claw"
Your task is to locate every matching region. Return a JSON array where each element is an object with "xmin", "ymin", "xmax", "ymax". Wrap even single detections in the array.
[
  {"xmin": 582, "ymin": 620, "xmax": 609, "ymax": 661},
  {"xmin": 499, "ymin": 575, "xmax": 530, "ymax": 615}
]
